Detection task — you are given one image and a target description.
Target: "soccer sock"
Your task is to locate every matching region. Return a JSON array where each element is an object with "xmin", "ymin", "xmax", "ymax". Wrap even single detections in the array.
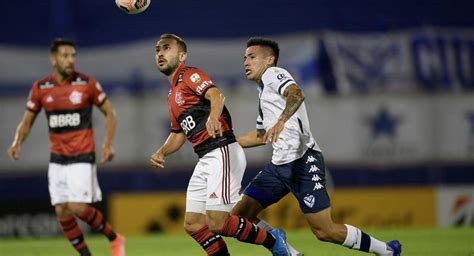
[
  {"xmin": 256, "ymin": 219, "xmax": 273, "ymax": 231},
  {"xmin": 57, "ymin": 216, "xmax": 91, "ymax": 256},
  {"xmin": 190, "ymin": 226, "xmax": 230, "ymax": 256},
  {"xmin": 219, "ymin": 215, "xmax": 275, "ymax": 249},
  {"xmin": 342, "ymin": 224, "xmax": 392, "ymax": 254},
  {"xmin": 77, "ymin": 205, "xmax": 117, "ymax": 242}
]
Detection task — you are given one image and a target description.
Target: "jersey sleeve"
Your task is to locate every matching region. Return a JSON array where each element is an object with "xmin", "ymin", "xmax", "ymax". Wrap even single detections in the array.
[
  {"xmin": 89, "ymin": 78, "xmax": 107, "ymax": 107},
  {"xmin": 256, "ymin": 114, "xmax": 264, "ymax": 130},
  {"xmin": 261, "ymin": 67, "xmax": 296, "ymax": 96},
  {"xmin": 182, "ymin": 69, "xmax": 215, "ymax": 97},
  {"xmin": 26, "ymin": 82, "xmax": 42, "ymax": 113}
]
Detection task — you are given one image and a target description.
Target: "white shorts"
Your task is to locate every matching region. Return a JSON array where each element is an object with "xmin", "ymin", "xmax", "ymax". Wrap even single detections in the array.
[
  {"xmin": 48, "ymin": 163, "xmax": 102, "ymax": 206},
  {"xmin": 186, "ymin": 142, "xmax": 246, "ymax": 214}
]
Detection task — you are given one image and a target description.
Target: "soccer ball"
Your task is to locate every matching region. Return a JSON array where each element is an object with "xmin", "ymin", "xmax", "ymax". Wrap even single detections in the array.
[{"xmin": 116, "ymin": 0, "xmax": 151, "ymax": 14}]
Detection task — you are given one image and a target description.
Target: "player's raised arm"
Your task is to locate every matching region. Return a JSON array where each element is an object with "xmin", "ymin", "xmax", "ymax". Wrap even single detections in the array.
[
  {"xmin": 150, "ymin": 132, "xmax": 187, "ymax": 168},
  {"xmin": 237, "ymin": 129, "xmax": 266, "ymax": 148},
  {"xmin": 98, "ymin": 99, "xmax": 117, "ymax": 163},
  {"xmin": 7, "ymin": 110, "xmax": 38, "ymax": 160},
  {"xmin": 263, "ymin": 83, "xmax": 305, "ymax": 143},
  {"xmin": 204, "ymin": 87, "xmax": 225, "ymax": 138}
]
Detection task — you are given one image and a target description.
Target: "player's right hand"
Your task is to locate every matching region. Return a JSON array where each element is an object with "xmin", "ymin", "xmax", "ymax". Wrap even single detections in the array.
[
  {"xmin": 150, "ymin": 151, "xmax": 165, "ymax": 168},
  {"xmin": 6, "ymin": 145, "xmax": 21, "ymax": 160}
]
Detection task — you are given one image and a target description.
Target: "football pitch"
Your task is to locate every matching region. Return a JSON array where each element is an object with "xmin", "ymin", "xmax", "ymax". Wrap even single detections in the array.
[{"xmin": 1, "ymin": 227, "xmax": 473, "ymax": 256}]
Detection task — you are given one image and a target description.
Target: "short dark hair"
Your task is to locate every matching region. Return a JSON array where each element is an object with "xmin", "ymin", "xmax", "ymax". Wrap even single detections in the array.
[
  {"xmin": 50, "ymin": 38, "xmax": 75, "ymax": 53},
  {"xmin": 160, "ymin": 33, "xmax": 187, "ymax": 53},
  {"xmin": 246, "ymin": 37, "xmax": 280, "ymax": 65}
]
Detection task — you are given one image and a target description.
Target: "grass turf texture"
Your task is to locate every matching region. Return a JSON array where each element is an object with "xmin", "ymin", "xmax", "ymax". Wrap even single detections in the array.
[{"xmin": 0, "ymin": 227, "xmax": 473, "ymax": 255}]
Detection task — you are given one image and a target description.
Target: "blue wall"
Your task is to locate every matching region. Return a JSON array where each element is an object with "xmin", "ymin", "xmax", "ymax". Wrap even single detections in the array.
[{"xmin": 1, "ymin": 0, "xmax": 473, "ymax": 46}]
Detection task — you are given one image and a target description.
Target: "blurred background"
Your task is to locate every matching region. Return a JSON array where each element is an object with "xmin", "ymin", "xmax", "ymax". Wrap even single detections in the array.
[{"xmin": 0, "ymin": 0, "xmax": 473, "ymax": 237}]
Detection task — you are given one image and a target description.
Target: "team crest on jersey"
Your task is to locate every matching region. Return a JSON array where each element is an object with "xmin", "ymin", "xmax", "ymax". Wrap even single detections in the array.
[
  {"xmin": 175, "ymin": 91, "xmax": 185, "ymax": 106},
  {"xmin": 303, "ymin": 194, "xmax": 315, "ymax": 208},
  {"xmin": 190, "ymin": 73, "xmax": 201, "ymax": 83},
  {"xmin": 71, "ymin": 77, "xmax": 87, "ymax": 85},
  {"xmin": 69, "ymin": 90, "xmax": 83, "ymax": 105},
  {"xmin": 39, "ymin": 81, "xmax": 55, "ymax": 89}
]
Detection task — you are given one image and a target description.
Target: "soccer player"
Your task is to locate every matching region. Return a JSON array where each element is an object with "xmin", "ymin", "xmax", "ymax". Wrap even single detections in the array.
[
  {"xmin": 6, "ymin": 39, "xmax": 125, "ymax": 256},
  {"xmin": 150, "ymin": 33, "xmax": 289, "ymax": 256},
  {"xmin": 232, "ymin": 37, "xmax": 402, "ymax": 256}
]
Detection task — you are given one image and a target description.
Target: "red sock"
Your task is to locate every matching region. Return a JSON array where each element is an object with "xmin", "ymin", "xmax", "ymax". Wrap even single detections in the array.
[
  {"xmin": 77, "ymin": 205, "xmax": 117, "ymax": 241},
  {"xmin": 219, "ymin": 215, "xmax": 275, "ymax": 249},
  {"xmin": 57, "ymin": 216, "xmax": 91, "ymax": 255},
  {"xmin": 190, "ymin": 226, "xmax": 229, "ymax": 256}
]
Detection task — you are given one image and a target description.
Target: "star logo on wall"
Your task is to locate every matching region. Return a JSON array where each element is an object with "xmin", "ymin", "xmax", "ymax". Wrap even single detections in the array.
[{"xmin": 366, "ymin": 106, "xmax": 402, "ymax": 139}]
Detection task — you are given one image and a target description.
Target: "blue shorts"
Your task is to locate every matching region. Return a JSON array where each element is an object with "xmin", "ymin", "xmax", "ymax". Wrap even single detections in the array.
[{"xmin": 243, "ymin": 149, "xmax": 330, "ymax": 213}]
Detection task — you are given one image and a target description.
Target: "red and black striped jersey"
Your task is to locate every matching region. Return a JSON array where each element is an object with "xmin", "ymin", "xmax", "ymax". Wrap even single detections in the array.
[
  {"xmin": 167, "ymin": 64, "xmax": 235, "ymax": 157},
  {"xmin": 27, "ymin": 72, "xmax": 107, "ymax": 164}
]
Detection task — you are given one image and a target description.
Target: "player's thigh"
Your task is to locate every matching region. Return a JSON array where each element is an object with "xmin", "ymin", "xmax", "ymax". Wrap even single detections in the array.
[
  {"xmin": 48, "ymin": 163, "xmax": 101, "ymax": 205},
  {"xmin": 206, "ymin": 143, "xmax": 246, "ymax": 210},
  {"xmin": 186, "ymin": 163, "xmax": 207, "ymax": 214},
  {"xmin": 289, "ymin": 149, "xmax": 331, "ymax": 213},
  {"xmin": 242, "ymin": 164, "xmax": 289, "ymax": 209}
]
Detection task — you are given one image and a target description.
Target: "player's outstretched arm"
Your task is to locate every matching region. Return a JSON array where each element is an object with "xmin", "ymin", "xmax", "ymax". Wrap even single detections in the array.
[
  {"xmin": 237, "ymin": 129, "xmax": 266, "ymax": 148},
  {"xmin": 150, "ymin": 132, "xmax": 186, "ymax": 168},
  {"xmin": 7, "ymin": 110, "xmax": 37, "ymax": 160},
  {"xmin": 98, "ymin": 100, "xmax": 117, "ymax": 163}
]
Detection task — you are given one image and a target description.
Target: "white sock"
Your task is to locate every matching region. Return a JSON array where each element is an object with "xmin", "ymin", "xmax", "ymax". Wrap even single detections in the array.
[
  {"xmin": 256, "ymin": 219, "xmax": 273, "ymax": 231},
  {"xmin": 343, "ymin": 224, "xmax": 392, "ymax": 255},
  {"xmin": 256, "ymin": 220, "xmax": 303, "ymax": 255}
]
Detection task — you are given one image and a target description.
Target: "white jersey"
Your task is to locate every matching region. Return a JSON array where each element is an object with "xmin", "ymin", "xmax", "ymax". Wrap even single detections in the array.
[{"xmin": 257, "ymin": 67, "xmax": 320, "ymax": 165}]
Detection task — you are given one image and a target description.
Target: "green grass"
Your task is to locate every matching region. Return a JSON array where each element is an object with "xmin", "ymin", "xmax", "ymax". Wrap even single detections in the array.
[{"xmin": 1, "ymin": 227, "xmax": 473, "ymax": 255}]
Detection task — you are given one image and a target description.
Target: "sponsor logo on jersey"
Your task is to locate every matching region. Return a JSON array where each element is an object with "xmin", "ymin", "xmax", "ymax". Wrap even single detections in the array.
[
  {"xmin": 277, "ymin": 73, "xmax": 288, "ymax": 81},
  {"xmin": 46, "ymin": 95, "xmax": 54, "ymax": 103},
  {"xmin": 175, "ymin": 91, "xmax": 185, "ymax": 106},
  {"xmin": 39, "ymin": 81, "xmax": 55, "ymax": 89},
  {"xmin": 190, "ymin": 73, "xmax": 201, "ymax": 83},
  {"xmin": 69, "ymin": 90, "xmax": 82, "ymax": 105},
  {"xmin": 303, "ymin": 194, "xmax": 315, "ymax": 208},
  {"xmin": 71, "ymin": 77, "xmax": 87, "ymax": 85},
  {"xmin": 196, "ymin": 80, "xmax": 212, "ymax": 94},
  {"xmin": 49, "ymin": 113, "xmax": 81, "ymax": 128},
  {"xmin": 180, "ymin": 115, "xmax": 196, "ymax": 134}
]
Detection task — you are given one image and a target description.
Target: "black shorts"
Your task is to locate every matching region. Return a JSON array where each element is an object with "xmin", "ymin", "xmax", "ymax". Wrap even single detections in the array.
[{"xmin": 243, "ymin": 148, "xmax": 330, "ymax": 213}]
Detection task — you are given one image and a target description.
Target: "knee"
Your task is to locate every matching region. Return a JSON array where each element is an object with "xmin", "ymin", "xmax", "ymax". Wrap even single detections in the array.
[
  {"xmin": 184, "ymin": 217, "xmax": 207, "ymax": 234},
  {"xmin": 54, "ymin": 204, "xmax": 70, "ymax": 217},
  {"xmin": 67, "ymin": 203, "xmax": 86, "ymax": 216},
  {"xmin": 206, "ymin": 216, "xmax": 226, "ymax": 234}
]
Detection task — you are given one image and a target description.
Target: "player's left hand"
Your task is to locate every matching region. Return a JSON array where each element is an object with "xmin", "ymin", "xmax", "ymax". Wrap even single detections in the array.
[
  {"xmin": 101, "ymin": 144, "xmax": 115, "ymax": 163},
  {"xmin": 206, "ymin": 117, "xmax": 222, "ymax": 138},
  {"xmin": 263, "ymin": 120, "xmax": 285, "ymax": 143}
]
